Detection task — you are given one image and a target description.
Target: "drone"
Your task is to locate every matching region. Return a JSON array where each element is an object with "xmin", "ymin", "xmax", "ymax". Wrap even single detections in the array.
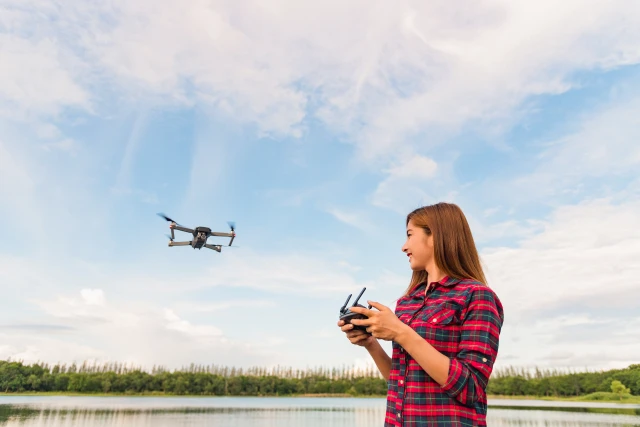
[{"xmin": 157, "ymin": 213, "xmax": 236, "ymax": 252}]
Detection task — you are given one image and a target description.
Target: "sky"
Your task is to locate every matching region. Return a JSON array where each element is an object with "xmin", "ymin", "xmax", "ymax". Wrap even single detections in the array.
[{"xmin": 1, "ymin": 0, "xmax": 640, "ymax": 375}]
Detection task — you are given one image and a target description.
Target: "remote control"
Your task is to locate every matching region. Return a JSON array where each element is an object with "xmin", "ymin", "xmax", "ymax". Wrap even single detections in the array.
[{"xmin": 339, "ymin": 287, "xmax": 372, "ymax": 333}]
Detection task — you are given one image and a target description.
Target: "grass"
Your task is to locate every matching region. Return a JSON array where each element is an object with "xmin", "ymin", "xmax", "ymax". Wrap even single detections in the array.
[{"xmin": 488, "ymin": 393, "xmax": 640, "ymax": 404}]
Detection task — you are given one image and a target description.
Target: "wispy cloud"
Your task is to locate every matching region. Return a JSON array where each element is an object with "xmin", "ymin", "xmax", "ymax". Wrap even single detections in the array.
[
  {"xmin": 4, "ymin": 1, "xmax": 640, "ymax": 160},
  {"xmin": 325, "ymin": 207, "xmax": 376, "ymax": 233},
  {"xmin": 511, "ymin": 94, "xmax": 640, "ymax": 202},
  {"xmin": 172, "ymin": 300, "xmax": 276, "ymax": 313},
  {"xmin": 483, "ymin": 197, "xmax": 640, "ymax": 369},
  {"xmin": 0, "ymin": 34, "xmax": 88, "ymax": 120},
  {"xmin": 2, "ymin": 288, "xmax": 284, "ymax": 369},
  {"xmin": 155, "ymin": 249, "xmax": 373, "ymax": 296},
  {"xmin": 371, "ymin": 154, "xmax": 442, "ymax": 214}
]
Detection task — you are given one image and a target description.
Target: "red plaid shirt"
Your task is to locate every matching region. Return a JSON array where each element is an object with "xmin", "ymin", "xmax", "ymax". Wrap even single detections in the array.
[{"xmin": 385, "ymin": 276, "xmax": 504, "ymax": 426}]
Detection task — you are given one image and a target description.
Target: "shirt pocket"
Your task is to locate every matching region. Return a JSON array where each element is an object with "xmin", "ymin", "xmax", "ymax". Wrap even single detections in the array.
[
  {"xmin": 420, "ymin": 302, "xmax": 461, "ymax": 326},
  {"xmin": 414, "ymin": 304, "xmax": 462, "ymax": 354},
  {"xmin": 425, "ymin": 306, "xmax": 459, "ymax": 327}
]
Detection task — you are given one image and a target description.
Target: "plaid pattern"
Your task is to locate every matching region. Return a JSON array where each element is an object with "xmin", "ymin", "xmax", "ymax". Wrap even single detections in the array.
[{"xmin": 384, "ymin": 276, "xmax": 504, "ymax": 426}]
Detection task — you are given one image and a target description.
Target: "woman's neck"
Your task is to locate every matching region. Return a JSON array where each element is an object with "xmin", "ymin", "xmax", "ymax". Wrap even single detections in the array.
[{"xmin": 426, "ymin": 264, "xmax": 447, "ymax": 285}]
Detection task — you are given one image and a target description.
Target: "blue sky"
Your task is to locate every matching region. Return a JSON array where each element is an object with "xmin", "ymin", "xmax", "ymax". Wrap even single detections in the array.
[{"xmin": 1, "ymin": 0, "xmax": 640, "ymax": 373}]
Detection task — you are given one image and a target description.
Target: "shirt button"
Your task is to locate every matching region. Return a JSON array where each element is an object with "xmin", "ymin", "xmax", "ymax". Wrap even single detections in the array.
[
  {"xmin": 432, "ymin": 318, "xmax": 438, "ymax": 323},
  {"xmin": 397, "ymin": 413, "xmax": 401, "ymax": 419},
  {"xmin": 482, "ymin": 357, "xmax": 487, "ymax": 362},
  {"xmin": 399, "ymin": 380, "xmax": 404, "ymax": 386}
]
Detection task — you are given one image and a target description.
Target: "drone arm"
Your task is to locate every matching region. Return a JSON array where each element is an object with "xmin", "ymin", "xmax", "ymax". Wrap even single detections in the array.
[
  {"xmin": 209, "ymin": 231, "xmax": 236, "ymax": 246},
  {"xmin": 173, "ymin": 225, "xmax": 194, "ymax": 234},
  {"xmin": 169, "ymin": 241, "xmax": 191, "ymax": 247},
  {"xmin": 209, "ymin": 232, "xmax": 233, "ymax": 237},
  {"xmin": 204, "ymin": 244, "xmax": 222, "ymax": 252}
]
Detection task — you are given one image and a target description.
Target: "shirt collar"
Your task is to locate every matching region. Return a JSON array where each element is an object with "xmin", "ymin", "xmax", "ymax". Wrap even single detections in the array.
[
  {"xmin": 434, "ymin": 275, "xmax": 461, "ymax": 287},
  {"xmin": 407, "ymin": 275, "xmax": 461, "ymax": 300}
]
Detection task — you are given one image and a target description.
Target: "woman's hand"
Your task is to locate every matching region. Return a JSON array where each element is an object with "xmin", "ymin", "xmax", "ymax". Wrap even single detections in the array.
[
  {"xmin": 349, "ymin": 301, "xmax": 410, "ymax": 342},
  {"xmin": 337, "ymin": 319, "xmax": 377, "ymax": 348}
]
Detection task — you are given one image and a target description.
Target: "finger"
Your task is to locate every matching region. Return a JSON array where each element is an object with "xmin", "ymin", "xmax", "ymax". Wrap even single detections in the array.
[
  {"xmin": 350, "ymin": 318, "xmax": 373, "ymax": 326},
  {"xmin": 348, "ymin": 306, "xmax": 375, "ymax": 317},
  {"xmin": 341, "ymin": 324, "xmax": 354, "ymax": 332},
  {"xmin": 347, "ymin": 331, "xmax": 367, "ymax": 339},
  {"xmin": 347, "ymin": 333, "xmax": 368, "ymax": 341},
  {"xmin": 366, "ymin": 300, "xmax": 388, "ymax": 312},
  {"xmin": 337, "ymin": 320, "xmax": 344, "ymax": 326}
]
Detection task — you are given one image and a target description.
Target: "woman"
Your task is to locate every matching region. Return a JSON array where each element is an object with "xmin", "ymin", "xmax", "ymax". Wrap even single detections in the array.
[{"xmin": 338, "ymin": 202, "xmax": 504, "ymax": 426}]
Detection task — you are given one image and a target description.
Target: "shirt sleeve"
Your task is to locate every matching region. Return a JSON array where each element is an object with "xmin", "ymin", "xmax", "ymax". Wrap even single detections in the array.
[{"xmin": 441, "ymin": 287, "xmax": 503, "ymax": 407}]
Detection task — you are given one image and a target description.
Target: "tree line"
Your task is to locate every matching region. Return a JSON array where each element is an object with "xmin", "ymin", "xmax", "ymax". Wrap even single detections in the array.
[
  {"xmin": 0, "ymin": 359, "xmax": 637, "ymax": 397},
  {"xmin": 487, "ymin": 364, "xmax": 640, "ymax": 397}
]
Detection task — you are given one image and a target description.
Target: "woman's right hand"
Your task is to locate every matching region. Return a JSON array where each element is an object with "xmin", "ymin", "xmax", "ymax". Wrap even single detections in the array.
[{"xmin": 338, "ymin": 320, "xmax": 377, "ymax": 348}]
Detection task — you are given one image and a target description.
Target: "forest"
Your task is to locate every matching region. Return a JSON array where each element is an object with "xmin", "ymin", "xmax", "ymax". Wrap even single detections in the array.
[{"xmin": 0, "ymin": 359, "xmax": 638, "ymax": 398}]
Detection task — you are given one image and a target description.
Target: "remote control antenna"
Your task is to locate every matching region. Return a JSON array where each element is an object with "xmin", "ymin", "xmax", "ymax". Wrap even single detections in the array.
[
  {"xmin": 352, "ymin": 287, "xmax": 366, "ymax": 307},
  {"xmin": 340, "ymin": 294, "xmax": 352, "ymax": 314}
]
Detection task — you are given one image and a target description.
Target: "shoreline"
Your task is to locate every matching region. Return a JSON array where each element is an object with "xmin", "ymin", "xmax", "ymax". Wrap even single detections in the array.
[{"xmin": 1, "ymin": 392, "xmax": 638, "ymax": 404}]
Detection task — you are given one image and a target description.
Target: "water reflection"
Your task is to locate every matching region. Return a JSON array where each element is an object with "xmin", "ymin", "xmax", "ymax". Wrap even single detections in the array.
[
  {"xmin": 0, "ymin": 397, "xmax": 639, "ymax": 427},
  {"xmin": 487, "ymin": 408, "xmax": 640, "ymax": 426},
  {"xmin": 0, "ymin": 406, "xmax": 386, "ymax": 427}
]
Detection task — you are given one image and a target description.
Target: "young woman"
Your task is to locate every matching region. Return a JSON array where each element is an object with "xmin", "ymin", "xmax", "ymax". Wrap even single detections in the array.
[{"xmin": 338, "ymin": 202, "xmax": 504, "ymax": 426}]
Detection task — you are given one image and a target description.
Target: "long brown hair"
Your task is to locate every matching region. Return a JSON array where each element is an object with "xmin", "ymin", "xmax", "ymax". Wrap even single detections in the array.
[{"xmin": 404, "ymin": 202, "xmax": 486, "ymax": 295}]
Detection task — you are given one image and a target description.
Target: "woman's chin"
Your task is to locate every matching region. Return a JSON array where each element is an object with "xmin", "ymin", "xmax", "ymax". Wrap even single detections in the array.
[{"xmin": 409, "ymin": 262, "xmax": 423, "ymax": 271}]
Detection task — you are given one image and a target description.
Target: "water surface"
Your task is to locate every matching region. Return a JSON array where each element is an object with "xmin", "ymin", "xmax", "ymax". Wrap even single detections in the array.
[{"xmin": 0, "ymin": 396, "xmax": 639, "ymax": 426}]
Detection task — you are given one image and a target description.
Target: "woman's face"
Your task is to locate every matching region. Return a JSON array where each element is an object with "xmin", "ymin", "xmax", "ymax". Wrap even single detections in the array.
[{"xmin": 402, "ymin": 218, "xmax": 434, "ymax": 271}]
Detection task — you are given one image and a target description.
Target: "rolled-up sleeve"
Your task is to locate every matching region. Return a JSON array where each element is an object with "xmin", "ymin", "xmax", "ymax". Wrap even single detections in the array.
[{"xmin": 441, "ymin": 288, "xmax": 503, "ymax": 407}]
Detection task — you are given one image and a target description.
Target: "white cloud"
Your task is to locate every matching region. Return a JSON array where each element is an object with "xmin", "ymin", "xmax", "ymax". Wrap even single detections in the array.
[
  {"xmin": 41, "ymin": 138, "xmax": 78, "ymax": 154},
  {"xmin": 34, "ymin": 289, "xmax": 109, "ymax": 320},
  {"xmin": 483, "ymin": 197, "xmax": 640, "ymax": 369},
  {"xmin": 384, "ymin": 156, "xmax": 438, "ymax": 180},
  {"xmin": 325, "ymin": 207, "xmax": 376, "ymax": 233},
  {"xmin": 146, "ymin": 249, "xmax": 374, "ymax": 296},
  {"xmin": 4, "ymin": 0, "xmax": 640, "ymax": 158},
  {"xmin": 0, "ymin": 140, "xmax": 43, "ymax": 237},
  {"xmin": 512, "ymin": 95, "xmax": 640, "ymax": 200},
  {"xmin": 0, "ymin": 34, "xmax": 88, "ymax": 119},
  {"xmin": 173, "ymin": 300, "xmax": 276, "ymax": 313},
  {"xmin": 164, "ymin": 309, "xmax": 223, "ymax": 340},
  {"xmin": 81, "ymin": 289, "xmax": 105, "ymax": 306},
  {"xmin": 371, "ymin": 154, "xmax": 443, "ymax": 213},
  {"xmin": 3, "ymin": 288, "xmax": 282, "ymax": 369},
  {"xmin": 485, "ymin": 198, "xmax": 640, "ymax": 314}
]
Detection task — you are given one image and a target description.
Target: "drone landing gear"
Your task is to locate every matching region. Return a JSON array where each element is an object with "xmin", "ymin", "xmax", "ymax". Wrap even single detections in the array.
[{"xmin": 169, "ymin": 241, "xmax": 191, "ymax": 247}]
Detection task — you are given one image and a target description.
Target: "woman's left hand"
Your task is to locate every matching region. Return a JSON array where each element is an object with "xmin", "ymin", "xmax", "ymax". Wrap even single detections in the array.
[{"xmin": 349, "ymin": 301, "xmax": 410, "ymax": 342}]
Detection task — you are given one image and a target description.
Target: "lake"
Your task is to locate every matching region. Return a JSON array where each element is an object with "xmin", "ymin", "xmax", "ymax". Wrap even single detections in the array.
[{"xmin": 1, "ymin": 396, "xmax": 640, "ymax": 426}]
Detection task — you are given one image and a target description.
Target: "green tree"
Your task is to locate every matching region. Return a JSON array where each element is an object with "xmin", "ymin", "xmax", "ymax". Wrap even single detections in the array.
[{"xmin": 610, "ymin": 380, "xmax": 631, "ymax": 399}]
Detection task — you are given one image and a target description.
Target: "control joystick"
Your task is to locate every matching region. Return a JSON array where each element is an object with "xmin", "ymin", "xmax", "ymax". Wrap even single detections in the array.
[{"xmin": 339, "ymin": 287, "xmax": 372, "ymax": 334}]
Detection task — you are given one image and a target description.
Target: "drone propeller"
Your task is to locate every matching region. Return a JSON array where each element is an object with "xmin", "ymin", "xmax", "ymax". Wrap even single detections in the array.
[
  {"xmin": 227, "ymin": 221, "xmax": 236, "ymax": 232},
  {"xmin": 157, "ymin": 212, "xmax": 180, "ymax": 225},
  {"xmin": 165, "ymin": 234, "xmax": 174, "ymax": 241}
]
